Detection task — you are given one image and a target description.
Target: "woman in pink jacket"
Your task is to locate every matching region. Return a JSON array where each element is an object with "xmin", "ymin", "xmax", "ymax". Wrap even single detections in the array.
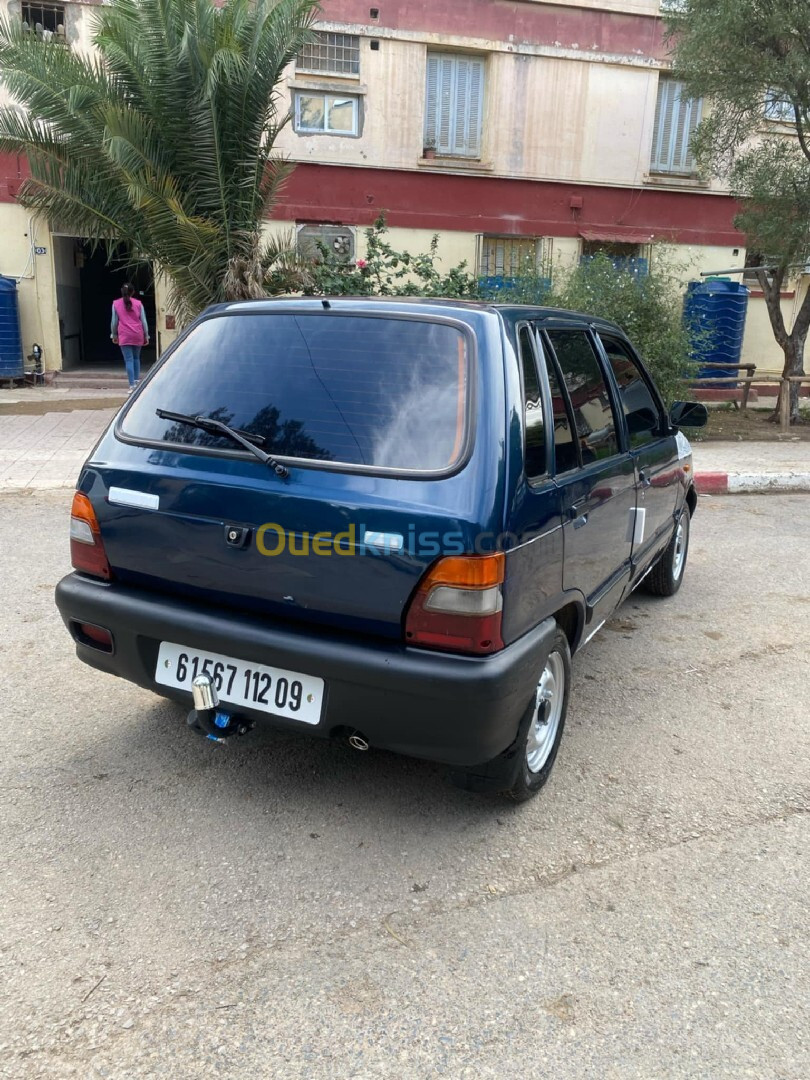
[{"xmin": 110, "ymin": 283, "xmax": 149, "ymax": 391}]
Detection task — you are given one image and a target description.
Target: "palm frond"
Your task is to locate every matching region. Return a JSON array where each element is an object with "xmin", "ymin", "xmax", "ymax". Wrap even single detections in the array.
[{"xmin": 0, "ymin": 0, "xmax": 321, "ymax": 321}]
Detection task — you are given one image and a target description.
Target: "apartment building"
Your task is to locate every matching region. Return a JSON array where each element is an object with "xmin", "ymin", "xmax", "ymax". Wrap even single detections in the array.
[
  {"xmin": 268, "ymin": 0, "xmax": 799, "ymax": 372},
  {"xmin": 0, "ymin": 0, "xmax": 797, "ymax": 372}
]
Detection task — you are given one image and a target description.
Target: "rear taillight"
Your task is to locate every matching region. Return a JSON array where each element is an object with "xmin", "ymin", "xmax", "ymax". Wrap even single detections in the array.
[
  {"xmin": 70, "ymin": 492, "xmax": 112, "ymax": 580},
  {"xmin": 404, "ymin": 553, "xmax": 505, "ymax": 655}
]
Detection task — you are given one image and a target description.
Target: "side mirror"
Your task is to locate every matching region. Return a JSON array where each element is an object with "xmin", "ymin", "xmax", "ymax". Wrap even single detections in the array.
[{"xmin": 669, "ymin": 400, "xmax": 708, "ymax": 429}]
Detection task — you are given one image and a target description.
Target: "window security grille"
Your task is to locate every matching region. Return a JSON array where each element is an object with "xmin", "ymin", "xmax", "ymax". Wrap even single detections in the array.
[
  {"xmin": 21, "ymin": 2, "xmax": 66, "ymax": 37},
  {"xmin": 297, "ymin": 32, "xmax": 360, "ymax": 76}
]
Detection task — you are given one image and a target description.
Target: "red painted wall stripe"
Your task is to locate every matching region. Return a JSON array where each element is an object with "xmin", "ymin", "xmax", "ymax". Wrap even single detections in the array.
[
  {"xmin": 0, "ymin": 153, "xmax": 28, "ymax": 203},
  {"xmin": 321, "ymin": 0, "xmax": 666, "ymax": 59},
  {"xmin": 273, "ymin": 163, "xmax": 743, "ymax": 246}
]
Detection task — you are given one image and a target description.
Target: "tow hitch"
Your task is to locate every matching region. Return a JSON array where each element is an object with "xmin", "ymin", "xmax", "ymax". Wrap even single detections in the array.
[{"xmin": 187, "ymin": 674, "xmax": 255, "ymax": 742}]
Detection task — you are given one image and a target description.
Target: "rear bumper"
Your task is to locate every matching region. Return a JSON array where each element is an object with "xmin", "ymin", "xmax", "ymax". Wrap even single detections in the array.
[{"xmin": 55, "ymin": 573, "xmax": 556, "ymax": 768}]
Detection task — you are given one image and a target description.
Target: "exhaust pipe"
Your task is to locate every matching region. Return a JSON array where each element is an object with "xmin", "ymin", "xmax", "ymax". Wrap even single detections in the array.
[{"xmin": 348, "ymin": 732, "xmax": 369, "ymax": 751}]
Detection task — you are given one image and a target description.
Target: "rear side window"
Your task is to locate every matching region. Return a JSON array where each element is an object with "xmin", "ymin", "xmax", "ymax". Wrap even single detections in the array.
[
  {"xmin": 518, "ymin": 325, "xmax": 546, "ymax": 478},
  {"xmin": 542, "ymin": 347, "xmax": 578, "ymax": 474},
  {"xmin": 121, "ymin": 313, "xmax": 470, "ymax": 473},
  {"xmin": 599, "ymin": 335, "xmax": 662, "ymax": 448},
  {"xmin": 546, "ymin": 330, "xmax": 620, "ymax": 462}
]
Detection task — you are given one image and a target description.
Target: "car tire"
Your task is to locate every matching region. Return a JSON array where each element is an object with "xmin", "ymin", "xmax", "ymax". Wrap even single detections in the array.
[
  {"xmin": 505, "ymin": 627, "xmax": 571, "ymax": 803},
  {"xmin": 645, "ymin": 506, "xmax": 690, "ymax": 598}
]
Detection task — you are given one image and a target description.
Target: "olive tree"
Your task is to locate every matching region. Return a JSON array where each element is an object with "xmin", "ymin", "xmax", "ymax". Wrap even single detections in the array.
[{"xmin": 668, "ymin": 0, "xmax": 810, "ymax": 423}]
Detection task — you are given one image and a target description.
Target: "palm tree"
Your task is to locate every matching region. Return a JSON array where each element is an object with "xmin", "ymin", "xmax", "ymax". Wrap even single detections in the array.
[{"xmin": 0, "ymin": 0, "xmax": 318, "ymax": 322}]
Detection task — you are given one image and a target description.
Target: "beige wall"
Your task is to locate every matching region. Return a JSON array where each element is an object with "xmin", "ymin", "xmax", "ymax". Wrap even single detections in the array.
[
  {"xmin": 278, "ymin": 28, "xmax": 726, "ymax": 194},
  {"xmin": 0, "ymin": 202, "xmax": 61, "ymax": 370}
]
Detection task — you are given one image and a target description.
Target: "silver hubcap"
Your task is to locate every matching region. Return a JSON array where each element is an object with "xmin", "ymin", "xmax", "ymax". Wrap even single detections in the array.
[
  {"xmin": 672, "ymin": 516, "xmax": 687, "ymax": 581},
  {"xmin": 526, "ymin": 651, "xmax": 565, "ymax": 774}
]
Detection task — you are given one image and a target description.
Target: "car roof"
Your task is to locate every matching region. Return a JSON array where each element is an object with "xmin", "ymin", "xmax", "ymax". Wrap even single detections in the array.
[{"xmin": 206, "ymin": 296, "xmax": 627, "ymax": 336}]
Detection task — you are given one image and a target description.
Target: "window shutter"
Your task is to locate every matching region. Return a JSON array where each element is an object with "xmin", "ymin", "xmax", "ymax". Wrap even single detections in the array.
[
  {"xmin": 453, "ymin": 58, "xmax": 470, "ymax": 156},
  {"xmin": 651, "ymin": 77, "xmax": 702, "ymax": 174},
  {"xmin": 424, "ymin": 53, "xmax": 484, "ymax": 157},
  {"xmin": 651, "ymin": 77, "xmax": 674, "ymax": 172},
  {"xmin": 424, "ymin": 54, "xmax": 439, "ymax": 149},
  {"xmin": 466, "ymin": 59, "xmax": 484, "ymax": 156},
  {"xmin": 437, "ymin": 56, "xmax": 455, "ymax": 154}
]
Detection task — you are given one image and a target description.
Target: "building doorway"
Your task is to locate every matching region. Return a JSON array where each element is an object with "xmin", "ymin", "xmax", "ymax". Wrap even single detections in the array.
[{"xmin": 53, "ymin": 236, "xmax": 157, "ymax": 371}]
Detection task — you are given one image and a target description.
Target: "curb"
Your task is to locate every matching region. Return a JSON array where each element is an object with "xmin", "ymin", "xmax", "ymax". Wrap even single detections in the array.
[{"xmin": 694, "ymin": 471, "xmax": 810, "ymax": 494}]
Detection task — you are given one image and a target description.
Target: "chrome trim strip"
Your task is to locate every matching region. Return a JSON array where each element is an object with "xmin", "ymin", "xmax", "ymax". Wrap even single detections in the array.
[{"xmin": 108, "ymin": 487, "xmax": 160, "ymax": 511}]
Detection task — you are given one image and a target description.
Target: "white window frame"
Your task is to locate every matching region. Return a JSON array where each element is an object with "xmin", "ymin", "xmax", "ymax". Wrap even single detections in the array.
[
  {"xmin": 650, "ymin": 76, "xmax": 703, "ymax": 175},
  {"xmin": 293, "ymin": 91, "xmax": 360, "ymax": 137},
  {"xmin": 424, "ymin": 53, "xmax": 485, "ymax": 159}
]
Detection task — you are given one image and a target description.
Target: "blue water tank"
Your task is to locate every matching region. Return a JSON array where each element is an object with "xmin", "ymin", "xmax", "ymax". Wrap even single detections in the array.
[
  {"xmin": 684, "ymin": 279, "xmax": 749, "ymax": 383},
  {"xmin": 0, "ymin": 276, "xmax": 24, "ymax": 379}
]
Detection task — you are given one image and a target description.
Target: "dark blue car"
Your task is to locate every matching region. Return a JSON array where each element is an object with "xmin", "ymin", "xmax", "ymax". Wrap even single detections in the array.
[{"xmin": 55, "ymin": 298, "xmax": 706, "ymax": 800}]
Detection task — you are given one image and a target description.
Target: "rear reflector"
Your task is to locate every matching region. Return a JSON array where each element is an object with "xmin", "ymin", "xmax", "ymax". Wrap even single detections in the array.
[
  {"xmin": 72, "ymin": 621, "xmax": 114, "ymax": 652},
  {"xmin": 404, "ymin": 553, "xmax": 505, "ymax": 655},
  {"xmin": 70, "ymin": 492, "xmax": 113, "ymax": 580}
]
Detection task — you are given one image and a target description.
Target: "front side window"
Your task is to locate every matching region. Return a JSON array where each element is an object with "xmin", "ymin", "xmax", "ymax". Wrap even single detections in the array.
[
  {"xmin": 518, "ymin": 326, "xmax": 546, "ymax": 479},
  {"xmin": 650, "ymin": 77, "xmax": 703, "ymax": 175},
  {"xmin": 424, "ymin": 53, "xmax": 484, "ymax": 158},
  {"xmin": 294, "ymin": 92, "xmax": 359, "ymax": 135},
  {"xmin": 599, "ymin": 335, "xmax": 662, "ymax": 448},
  {"xmin": 546, "ymin": 330, "xmax": 620, "ymax": 462},
  {"xmin": 296, "ymin": 31, "xmax": 360, "ymax": 76},
  {"xmin": 121, "ymin": 314, "xmax": 470, "ymax": 474}
]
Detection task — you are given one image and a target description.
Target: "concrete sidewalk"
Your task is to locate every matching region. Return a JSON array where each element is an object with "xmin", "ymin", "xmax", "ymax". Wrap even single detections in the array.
[
  {"xmin": 692, "ymin": 440, "xmax": 810, "ymax": 494},
  {"xmin": 0, "ymin": 408, "xmax": 118, "ymax": 491},
  {"xmin": 0, "ymin": 398, "xmax": 809, "ymax": 492}
]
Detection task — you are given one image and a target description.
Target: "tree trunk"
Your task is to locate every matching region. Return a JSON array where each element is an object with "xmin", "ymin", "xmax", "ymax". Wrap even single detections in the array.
[{"xmin": 757, "ymin": 268, "xmax": 808, "ymax": 424}]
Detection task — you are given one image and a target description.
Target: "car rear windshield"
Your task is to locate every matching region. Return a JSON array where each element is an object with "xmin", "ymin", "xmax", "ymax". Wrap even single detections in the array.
[{"xmin": 121, "ymin": 312, "xmax": 470, "ymax": 473}]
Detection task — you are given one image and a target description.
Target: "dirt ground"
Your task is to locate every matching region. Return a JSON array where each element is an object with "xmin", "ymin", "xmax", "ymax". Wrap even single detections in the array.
[{"xmin": 697, "ymin": 403, "xmax": 810, "ymax": 442}]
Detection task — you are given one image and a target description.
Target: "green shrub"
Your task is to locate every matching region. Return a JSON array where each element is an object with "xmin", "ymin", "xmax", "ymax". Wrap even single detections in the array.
[
  {"xmin": 300, "ymin": 215, "xmax": 479, "ymax": 298},
  {"xmin": 544, "ymin": 253, "xmax": 698, "ymax": 404},
  {"xmin": 299, "ymin": 222, "xmax": 697, "ymax": 404}
]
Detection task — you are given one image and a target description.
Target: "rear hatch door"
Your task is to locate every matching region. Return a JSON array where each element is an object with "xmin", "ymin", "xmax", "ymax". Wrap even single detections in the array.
[{"xmin": 87, "ymin": 304, "xmax": 504, "ymax": 639}]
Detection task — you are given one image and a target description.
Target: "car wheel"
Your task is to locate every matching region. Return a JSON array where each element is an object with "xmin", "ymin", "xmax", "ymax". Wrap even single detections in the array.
[
  {"xmin": 506, "ymin": 627, "xmax": 571, "ymax": 803},
  {"xmin": 645, "ymin": 506, "xmax": 690, "ymax": 598}
]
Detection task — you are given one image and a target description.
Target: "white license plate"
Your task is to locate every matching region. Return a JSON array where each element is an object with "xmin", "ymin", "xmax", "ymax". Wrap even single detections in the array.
[{"xmin": 155, "ymin": 641, "xmax": 324, "ymax": 725}]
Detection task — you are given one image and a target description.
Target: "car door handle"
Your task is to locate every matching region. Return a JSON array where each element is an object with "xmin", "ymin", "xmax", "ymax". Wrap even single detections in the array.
[
  {"xmin": 639, "ymin": 469, "xmax": 652, "ymax": 488},
  {"xmin": 568, "ymin": 504, "xmax": 589, "ymax": 528}
]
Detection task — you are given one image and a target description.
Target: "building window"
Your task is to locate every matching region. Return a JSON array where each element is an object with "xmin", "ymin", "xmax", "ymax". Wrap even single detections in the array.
[
  {"xmin": 764, "ymin": 90, "xmax": 795, "ymax": 124},
  {"xmin": 296, "ymin": 224, "xmax": 356, "ymax": 264},
  {"xmin": 296, "ymin": 31, "xmax": 360, "ymax": 76},
  {"xmin": 478, "ymin": 236, "xmax": 549, "ymax": 278},
  {"xmin": 650, "ymin": 77, "xmax": 702, "ymax": 175},
  {"xmin": 294, "ymin": 91, "xmax": 359, "ymax": 136},
  {"xmin": 580, "ymin": 240, "xmax": 650, "ymax": 277},
  {"xmin": 21, "ymin": 2, "xmax": 66, "ymax": 38},
  {"xmin": 424, "ymin": 53, "xmax": 485, "ymax": 158},
  {"xmin": 742, "ymin": 251, "xmax": 766, "ymax": 286}
]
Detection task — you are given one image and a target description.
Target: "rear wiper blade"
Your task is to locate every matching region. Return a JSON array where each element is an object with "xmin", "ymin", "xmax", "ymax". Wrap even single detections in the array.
[{"xmin": 155, "ymin": 409, "xmax": 289, "ymax": 477}]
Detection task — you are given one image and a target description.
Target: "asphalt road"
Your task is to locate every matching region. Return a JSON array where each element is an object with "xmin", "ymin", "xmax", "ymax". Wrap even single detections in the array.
[{"xmin": 1, "ymin": 491, "xmax": 808, "ymax": 1079}]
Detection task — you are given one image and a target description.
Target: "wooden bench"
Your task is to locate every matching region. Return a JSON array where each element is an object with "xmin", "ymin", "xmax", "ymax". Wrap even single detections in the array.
[{"xmin": 690, "ymin": 362, "xmax": 758, "ymax": 411}]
